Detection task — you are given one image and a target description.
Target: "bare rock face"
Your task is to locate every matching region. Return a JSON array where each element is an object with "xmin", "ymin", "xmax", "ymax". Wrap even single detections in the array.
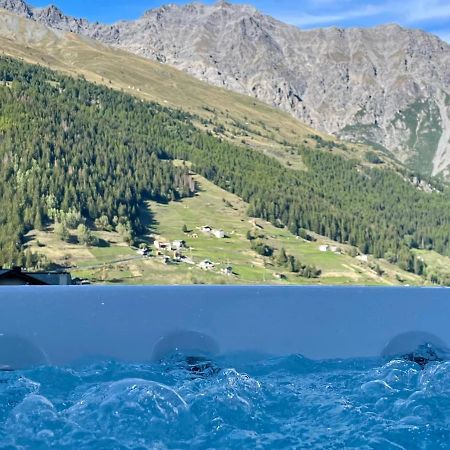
[
  {"xmin": 32, "ymin": 5, "xmax": 89, "ymax": 32},
  {"xmin": 2, "ymin": 0, "xmax": 450, "ymax": 176},
  {"xmin": 0, "ymin": 0, "xmax": 31, "ymax": 17}
]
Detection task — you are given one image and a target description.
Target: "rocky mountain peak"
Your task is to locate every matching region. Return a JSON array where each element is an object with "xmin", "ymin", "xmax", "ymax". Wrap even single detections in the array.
[
  {"xmin": 141, "ymin": 1, "xmax": 260, "ymax": 23},
  {"xmin": 214, "ymin": 0, "xmax": 258, "ymax": 13},
  {"xmin": 142, "ymin": 3, "xmax": 179, "ymax": 17},
  {"xmin": 33, "ymin": 4, "xmax": 64, "ymax": 21},
  {"xmin": 36, "ymin": 4, "xmax": 62, "ymax": 14},
  {"xmin": 0, "ymin": 0, "xmax": 31, "ymax": 17}
]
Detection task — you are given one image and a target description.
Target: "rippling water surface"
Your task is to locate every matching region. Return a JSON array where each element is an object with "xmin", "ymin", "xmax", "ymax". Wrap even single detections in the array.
[{"xmin": 1, "ymin": 355, "xmax": 450, "ymax": 449}]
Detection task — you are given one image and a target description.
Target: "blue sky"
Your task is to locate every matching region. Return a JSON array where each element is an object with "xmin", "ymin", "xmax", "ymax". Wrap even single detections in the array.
[{"xmin": 31, "ymin": 0, "xmax": 450, "ymax": 43}]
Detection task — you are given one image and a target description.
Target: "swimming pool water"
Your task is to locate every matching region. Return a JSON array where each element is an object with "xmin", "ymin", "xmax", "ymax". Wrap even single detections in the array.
[{"xmin": 1, "ymin": 355, "xmax": 449, "ymax": 449}]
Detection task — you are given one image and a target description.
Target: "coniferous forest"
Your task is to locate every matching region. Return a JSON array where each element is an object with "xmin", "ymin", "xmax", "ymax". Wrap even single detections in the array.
[
  {"xmin": 0, "ymin": 57, "xmax": 193, "ymax": 266},
  {"xmin": 1, "ymin": 56, "xmax": 450, "ymax": 274}
]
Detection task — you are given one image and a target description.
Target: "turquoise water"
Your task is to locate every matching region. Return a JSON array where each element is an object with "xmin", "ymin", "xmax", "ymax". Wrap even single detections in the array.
[{"xmin": 1, "ymin": 355, "xmax": 450, "ymax": 449}]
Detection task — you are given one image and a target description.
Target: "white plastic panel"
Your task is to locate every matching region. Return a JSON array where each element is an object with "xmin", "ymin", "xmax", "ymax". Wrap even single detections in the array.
[{"xmin": 0, "ymin": 286, "xmax": 449, "ymax": 369}]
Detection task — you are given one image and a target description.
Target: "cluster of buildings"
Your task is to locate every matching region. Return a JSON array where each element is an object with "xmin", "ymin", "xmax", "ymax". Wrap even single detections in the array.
[
  {"xmin": 148, "ymin": 239, "xmax": 194, "ymax": 265},
  {"xmin": 153, "ymin": 239, "xmax": 187, "ymax": 252},
  {"xmin": 147, "ymin": 226, "xmax": 233, "ymax": 276},
  {"xmin": 200, "ymin": 225, "xmax": 225, "ymax": 239},
  {"xmin": 198, "ymin": 260, "xmax": 233, "ymax": 276}
]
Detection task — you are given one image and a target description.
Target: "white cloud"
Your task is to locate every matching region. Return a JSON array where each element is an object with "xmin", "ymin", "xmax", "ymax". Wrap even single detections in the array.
[
  {"xmin": 281, "ymin": 4, "xmax": 388, "ymax": 27},
  {"xmin": 304, "ymin": 0, "xmax": 354, "ymax": 4},
  {"xmin": 405, "ymin": 0, "xmax": 450, "ymax": 23},
  {"xmin": 279, "ymin": 0, "xmax": 450, "ymax": 28}
]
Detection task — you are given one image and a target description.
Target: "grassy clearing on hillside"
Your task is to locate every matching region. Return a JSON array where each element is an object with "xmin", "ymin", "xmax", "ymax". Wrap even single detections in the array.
[
  {"xmin": 25, "ymin": 173, "xmax": 423, "ymax": 286},
  {"xmin": 413, "ymin": 250, "xmax": 450, "ymax": 285},
  {"xmin": 140, "ymin": 174, "xmax": 423, "ymax": 286}
]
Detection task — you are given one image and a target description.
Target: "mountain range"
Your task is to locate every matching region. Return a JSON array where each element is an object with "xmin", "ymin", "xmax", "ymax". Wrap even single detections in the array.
[{"xmin": 1, "ymin": 0, "xmax": 450, "ymax": 177}]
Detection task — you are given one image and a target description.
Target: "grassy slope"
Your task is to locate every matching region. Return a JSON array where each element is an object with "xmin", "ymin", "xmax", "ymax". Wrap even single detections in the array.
[
  {"xmin": 413, "ymin": 249, "xmax": 450, "ymax": 284},
  {"xmin": 26, "ymin": 171, "xmax": 423, "ymax": 286}
]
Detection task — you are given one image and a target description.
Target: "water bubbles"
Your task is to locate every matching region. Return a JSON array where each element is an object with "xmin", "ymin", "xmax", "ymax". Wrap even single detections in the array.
[
  {"xmin": 7, "ymin": 394, "xmax": 57, "ymax": 430},
  {"xmin": 3, "ymin": 393, "xmax": 68, "ymax": 449},
  {"xmin": 0, "ymin": 375, "xmax": 40, "ymax": 422},
  {"xmin": 0, "ymin": 357, "xmax": 449, "ymax": 448},
  {"xmin": 67, "ymin": 378, "xmax": 189, "ymax": 443},
  {"xmin": 187, "ymin": 368, "xmax": 263, "ymax": 425},
  {"xmin": 360, "ymin": 379, "xmax": 396, "ymax": 397}
]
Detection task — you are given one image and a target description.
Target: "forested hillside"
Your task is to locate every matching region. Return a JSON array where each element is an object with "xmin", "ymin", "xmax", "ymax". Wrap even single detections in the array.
[
  {"xmin": 0, "ymin": 57, "xmax": 193, "ymax": 266},
  {"xmin": 1, "ymin": 56, "xmax": 450, "ymax": 274},
  {"xmin": 169, "ymin": 137, "xmax": 450, "ymax": 273}
]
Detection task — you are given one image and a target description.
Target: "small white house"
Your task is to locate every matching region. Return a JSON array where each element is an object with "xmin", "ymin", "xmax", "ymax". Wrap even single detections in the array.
[
  {"xmin": 356, "ymin": 254, "xmax": 369, "ymax": 263},
  {"xmin": 199, "ymin": 260, "xmax": 215, "ymax": 270},
  {"xmin": 273, "ymin": 273, "xmax": 286, "ymax": 280},
  {"xmin": 161, "ymin": 255, "xmax": 171, "ymax": 265},
  {"xmin": 319, "ymin": 245, "xmax": 329, "ymax": 252},
  {"xmin": 180, "ymin": 255, "xmax": 195, "ymax": 265},
  {"xmin": 221, "ymin": 266, "xmax": 233, "ymax": 276},
  {"xmin": 137, "ymin": 248, "xmax": 150, "ymax": 256},
  {"xmin": 212, "ymin": 229, "xmax": 225, "ymax": 239},
  {"xmin": 154, "ymin": 240, "xmax": 170, "ymax": 251},
  {"xmin": 171, "ymin": 240, "xmax": 186, "ymax": 251}
]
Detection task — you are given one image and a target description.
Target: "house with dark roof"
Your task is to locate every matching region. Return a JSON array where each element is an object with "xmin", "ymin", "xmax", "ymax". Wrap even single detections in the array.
[{"xmin": 0, "ymin": 268, "xmax": 72, "ymax": 286}]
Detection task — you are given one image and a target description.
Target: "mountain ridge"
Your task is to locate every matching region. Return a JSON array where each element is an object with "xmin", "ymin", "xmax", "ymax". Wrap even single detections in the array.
[{"xmin": 1, "ymin": 0, "xmax": 450, "ymax": 176}]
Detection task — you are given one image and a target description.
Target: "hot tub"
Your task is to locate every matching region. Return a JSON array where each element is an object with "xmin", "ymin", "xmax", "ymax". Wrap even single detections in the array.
[{"xmin": 0, "ymin": 286, "xmax": 448, "ymax": 369}]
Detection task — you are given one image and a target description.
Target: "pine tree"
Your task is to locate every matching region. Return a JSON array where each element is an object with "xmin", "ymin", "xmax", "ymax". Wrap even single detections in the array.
[
  {"xmin": 54, "ymin": 222, "xmax": 70, "ymax": 242},
  {"xmin": 277, "ymin": 248, "xmax": 288, "ymax": 266}
]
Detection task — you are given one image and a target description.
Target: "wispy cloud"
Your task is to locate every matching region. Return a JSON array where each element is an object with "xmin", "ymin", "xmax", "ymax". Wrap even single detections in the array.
[
  {"xmin": 265, "ymin": 0, "xmax": 450, "ymax": 40},
  {"xmin": 280, "ymin": 4, "xmax": 388, "ymax": 27},
  {"xmin": 405, "ymin": 1, "xmax": 450, "ymax": 24}
]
